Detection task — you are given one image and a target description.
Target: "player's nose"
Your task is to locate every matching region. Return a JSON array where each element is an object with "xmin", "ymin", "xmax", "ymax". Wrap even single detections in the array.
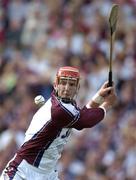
[{"xmin": 65, "ymin": 82, "xmax": 70, "ymax": 90}]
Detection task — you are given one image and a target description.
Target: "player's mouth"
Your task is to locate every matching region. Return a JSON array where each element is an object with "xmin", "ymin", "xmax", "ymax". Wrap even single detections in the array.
[{"xmin": 63, "ymin": 92, "xmax": 70, "ymax": 97}]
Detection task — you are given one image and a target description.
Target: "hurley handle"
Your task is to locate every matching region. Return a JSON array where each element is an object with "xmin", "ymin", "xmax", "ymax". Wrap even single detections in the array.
[{"xmin": 108, "ymin": 71, "xmax": 112, "ymax": 87}]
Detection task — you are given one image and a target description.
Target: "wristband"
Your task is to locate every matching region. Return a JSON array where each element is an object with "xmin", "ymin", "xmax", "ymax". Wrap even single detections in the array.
[{"xmin": 92, "ymin": 93, "xmax": 104, "ymax": 105}]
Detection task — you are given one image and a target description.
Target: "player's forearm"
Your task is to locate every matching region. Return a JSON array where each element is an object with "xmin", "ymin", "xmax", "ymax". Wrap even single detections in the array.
[
  {"xmin": 100, "ymin": 102, "xmax": 112, "ymax": 111},
  {"xmin": 86, "ymin": 93, "xmax": 104, "ymax": 108},
  {"xmin": 86, "ymin": 100, "xmax": 100, "ymax": 108}
]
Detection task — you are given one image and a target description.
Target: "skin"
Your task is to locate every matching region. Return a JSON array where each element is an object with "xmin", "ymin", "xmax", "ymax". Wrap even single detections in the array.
[
  {"xmin": 87, "ymin": 81, "xmax": 117, "ymax": 110},
  {"xmin": 57, "ymin": 78, "xmax": 78, "ymax": 100}
]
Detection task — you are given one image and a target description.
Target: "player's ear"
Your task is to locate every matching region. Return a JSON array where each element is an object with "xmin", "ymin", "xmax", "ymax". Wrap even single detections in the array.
[{"xmin": 53, "ymin": 82, "xmax": 58, "ymax": 92}]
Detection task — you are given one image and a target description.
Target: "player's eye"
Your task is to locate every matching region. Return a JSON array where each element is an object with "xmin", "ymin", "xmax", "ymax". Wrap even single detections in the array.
[
  {"xmin": 59, "ymin": 80, "xmax": 67, "ymax": 85},
  {"xmin": 69, "ymin": 82, "xmax": 76, "ymax": 86}
]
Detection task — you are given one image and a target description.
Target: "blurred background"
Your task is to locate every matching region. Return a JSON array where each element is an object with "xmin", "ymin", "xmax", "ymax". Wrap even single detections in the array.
[{"xmin": 0, "ymin": 0, "xmax": 136, "ymax": 179}]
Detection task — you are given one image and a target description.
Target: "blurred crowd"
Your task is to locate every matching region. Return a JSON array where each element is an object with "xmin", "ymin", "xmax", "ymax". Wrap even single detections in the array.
[{"xmin": 0, "ymin": 0, "xmax": 136, "ymax": 179}]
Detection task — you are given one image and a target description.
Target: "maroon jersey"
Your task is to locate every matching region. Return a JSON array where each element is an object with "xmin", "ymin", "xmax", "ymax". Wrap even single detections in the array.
[{"xmin": 3, "ymin": 92, "xmax": 105, "ymax": 179}]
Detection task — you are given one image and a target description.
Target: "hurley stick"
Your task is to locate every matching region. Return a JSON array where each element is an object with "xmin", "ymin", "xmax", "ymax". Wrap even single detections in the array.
[{"xmin": 108, "ymin": 4, "xmax": 119, "ymax": 86}]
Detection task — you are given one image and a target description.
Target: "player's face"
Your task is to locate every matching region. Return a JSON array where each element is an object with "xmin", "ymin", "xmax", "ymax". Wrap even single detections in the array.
[{"xmin": 57, "ymin": 78, "xmax": 78, "ymax": 100}]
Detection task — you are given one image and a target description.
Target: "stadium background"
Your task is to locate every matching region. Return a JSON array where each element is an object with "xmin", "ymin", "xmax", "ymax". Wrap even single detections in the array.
[{"xmin": 0, "ymin": 0, "xmax": 136, "ymax": 179}]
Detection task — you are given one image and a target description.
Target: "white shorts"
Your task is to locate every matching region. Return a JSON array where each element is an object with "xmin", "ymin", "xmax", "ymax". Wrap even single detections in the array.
[{"xmin": 0, "ymin": 160, "xmax": 59, "ymax": 180}]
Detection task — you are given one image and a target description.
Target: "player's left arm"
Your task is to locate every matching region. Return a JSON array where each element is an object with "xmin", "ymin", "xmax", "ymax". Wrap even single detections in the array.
[
  {"xmin": 70, "ymin": 83, "xmax": 117, "ymax": 130},
  {"xmin": 70, "ymin": 106, "xmax": 105, "ymax": 130},
  {"xmin": 86, "ymin": 81, "xmax": 116, "ymax": 108}
]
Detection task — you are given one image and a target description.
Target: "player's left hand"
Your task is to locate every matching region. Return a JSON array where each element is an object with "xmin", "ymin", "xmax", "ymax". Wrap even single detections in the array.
[{"xmin": 98, "ymin": 81, "xmax": 115, "ymax": 97}]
